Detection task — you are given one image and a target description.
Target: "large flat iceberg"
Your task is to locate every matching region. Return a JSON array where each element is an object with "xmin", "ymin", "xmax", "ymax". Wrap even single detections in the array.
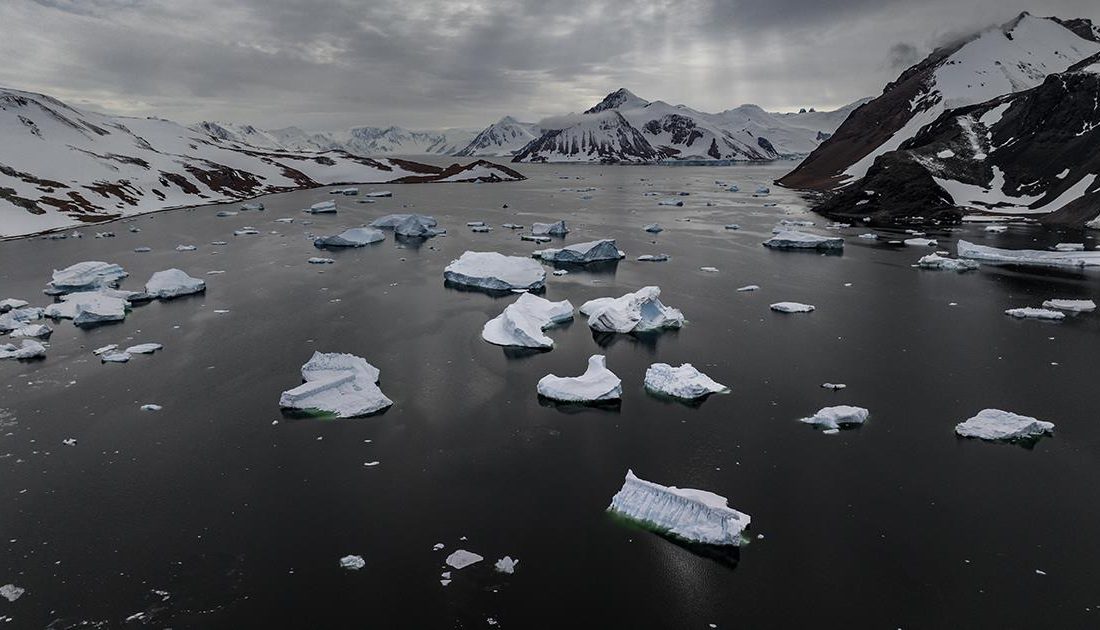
[
  {"xmin": 763, "ymin": 231, "xmax": 844, "ymax": 251},
  {"xmin": 279, "ymin": 351, "xmax": 393, "ymax": 418},
  {"xmin": 46, "ymin": 261, "xmax": 127, "ymax": 294},
  {"xmin": 958, "ymin": 240, "xmax": 1100, "ymax": 268},
  {"xmin": 146, "ymin": 269, "xmax": 206, "ymax": 299},
  {"xmin": 533, "ymin": 239, "xmax": 624, "ymax": 264},
  {"xmin": 579, "ymin": 286, "xmax": 684, "ymax": 334},
  {"xmin": 44, "ymin": 291, "xmax": 128, "ymax": 326},
  {"xmin": 531, "ymin": 220, "xmax": 568, "ymax": 236},
  {"xmin": 481, "ymin": 293, "xmax": 573, "ymax": 349},
  {"xmin": 608, "ymin": 470, "xmax": 750, "ymax": 546},
  {"xmin": 444, "ymin": 251, "xmax": 546, "ymax": 292},
  {"xmin": 644, "ymin": 363, "xmax": 729, "ymax": 400},
  {"xmin": 955, "ymin": 409, "xmax": 1054, "ymax": 442},
  {"xmin": 313, "ymin": 227, "xmax": 385, "ymax": 248},
  {"xmin": 537, "ymin": 354, "xmax": 622, "ymax": 402}
]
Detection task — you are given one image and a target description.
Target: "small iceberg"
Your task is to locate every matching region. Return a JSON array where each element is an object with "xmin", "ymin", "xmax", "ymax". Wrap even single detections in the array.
[
  {"xmin": 307, "ymin": 200, "xmax": 337, "ymax": 214},
  {"xmin": 278, "ymin": 351, "xmax": 393, "ymax": 418},
  {"xmin": 657, "ymin": 199, "xmax": 684, "ymax": 207},
  {"xmin": 308, "ymin": 257, "xmax": 335, "ymax": 264},
  {"xmin": 957, "ymin": 240, "xmax": 1100, "ymax": 268},
  {"xmin": 736, "ymin": 285, "xmax": 759, "ymax": 292},
  {"xmin": 340, "ymin": 555, "xmax": 365, "ymax": 570},
  {"xmin": 494, "ymin": 556, "xmax": 518, "ymax": 574},
  {"xmin": 531, "ymin": 220, "xmax": 568, "ymax": 236},
  {"xmin": 643, "ymin": 223, "xmax": 663, "ymax": 233},
  {"xmin": 44, "ymin": 291, "xmax": 128, "ymax": 326},
  {"xmin": 0, "ymin": 339, "xmax": 46, "ymax": 360},
  {"xmin": 637, "ymin": 254, "xmax": 669, "ymax": 262},
  {"xmin": 799, "ymin": 405, "xmax": 869, "ymax": 431},
  {"xmin": 101, "ymin": 351, "xmax": 131, "ymax": 363},
  {"xmin": 916, "ymin": 253, "xmax": 979, "ymax": 271},
  {"xmin": 644, "ymin": 363, "xmax": 729, "ymax": 400},
  {"xmin": 770, "ymin": 302, "xmax": 814, "ymax": 313},
  {"xmin": 125, "ymin": 343, "xmax": 162, "ymax": 354},
  {"xmin": 145, "ymin": 269, "xmax": 206, "ymax": 299},
  {"xmin": 904, "ymin": 238, "xmax": 938, "ymax": 247},
  {"xmin": 313, "ymin": 227, "xmax": 385, "ymax": 248},
  {"xmin": 0, "ymin": 306, "xmax": 43, "ymax": 332},
  {"xmin": 481, "ymin": 293, "xmax": 573, "ymax": 349},
  {"xmin": 1042, "ymin": 299, "xmax": 1095, "ymax": 312},
  {"xmin": 537, "ymin": 354, "xmax": 622, "ymax": 403},
  {"xmin": 955, "ymin": 409, "xmax": 1054, "ymax": 442},
  {"xmin": 0, "ymin": 298, "xmax": 29, "ymax": 312},
  {"xmin": 0, "ymin": 584, "xmax": 26, "ymax": 602},
  {"xmin": 532, "ymin": 239, "xmax": 624, "ymax": 264},
  {"xmin": 395, "ymin": 215, "xmax": 444, "ymax": 238},
  {"xmin": 363, "ymin": 190, "xmax": 393, "ymax": 198},
  {"xmin": 240, "ymin": 202, "xmax": 265, "ymax": 211},
  {"xmin": 444, "ymin": 251, "xmax": 546, "ymax": 292},
  {"xmin": 1004, "ymin": 308, "xmax": 1064, "ymax": 321},
  {"xmin": 445, "ymin": 550, "xmax": 483, "ymax": 569},
  {"xmin": 763, "ymin": 231, "xmax": 843, "ymax": 250},
  {"xmin": 608, "ymin": 470, "xmax": 750, "ymax": 546},
  {"xmin": 1054, "ymin": 243, "xmax": 1084, "ymax": 252},
  {"xmin": 9, "ymin": 323, "xmax": 51, "ymax": 339},
  {"xmin": 579, "ymin": 286, "xmax": 684, "ymax": 334},
  {"xmin": 46, "ymin": 261, "xmax": 127, "ymax": 294}
]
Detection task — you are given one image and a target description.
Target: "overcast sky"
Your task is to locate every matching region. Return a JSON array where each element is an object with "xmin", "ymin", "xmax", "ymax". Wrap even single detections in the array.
[{"xmin": 2, "ymin": 0, "xmax": 1098, "ymax": 131}]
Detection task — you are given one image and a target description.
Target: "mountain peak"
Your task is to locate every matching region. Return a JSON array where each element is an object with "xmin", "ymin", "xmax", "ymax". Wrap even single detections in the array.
[{"xmin": 584, "ymin": 88, "xmax": 649, "ymax": 114}]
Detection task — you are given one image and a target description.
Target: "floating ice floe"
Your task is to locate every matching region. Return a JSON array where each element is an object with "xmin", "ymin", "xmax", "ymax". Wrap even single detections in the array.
[
  {"xmin": 724, "ymin": 224, "xmax": 740, "ymax": 230},
  {"xmin": 125, "ymin": 343, "xmax": 162, "ymax": 354},
  {"xmin": 579, "ymin": 286, "xmax": 684, "ymax": 334},
  {"xmin": 340, "ymin": 555, "xmax": 365, "ymax": 570},
  {"xmin": 770, "ymin": 302, "xmax": 814, "ymax": 313},
  {"xmin": 955, "ymin": 409, "xmax": 1054, "ymax": 442},
  {"xmin": 140, "ymin": 404, "xmax": 162, "ymax": 411},
  {"xmin": 9, "ymin": 323, "xmax": 51, "ymax": 339},
  {"xmin": 637, "ymin": 254, "xmax": 669, "ymax": 262},
  {"xmin": 44, "ymin": 291, "xmax": 128, "ymax": 326},
  {"xmin": 175, "ymin": 244, "xmax": 197, "ymax": 252},
  {"xmin": 0, "ymin": 340, "xmax": 46, "ymax": 360},
  {"xmin": 800, "ymin": 405, "xmax": 869, "ymax": 431},
  {"xmin": 552, "ymin": 269, "xmax": 568, "ymax": 276},
  {"xmin": 957, "ymin": 240, "xmax": 1100, "ymax": 268},
  {"xmin": 396, "ymin": 215, "xmax": 444, "ymax": 237},
  {"xmin": 1054, "ymin": 243, "xmax": 1084, "ymax": 252},
  {"xmin": 494, "ymin": 556, "xmax": 518, "ymax": 574},
  {"xmin": 916, "ymin": 253, "xmax": 979, "ymax": 271},
  {"xmin": 821, "ymin": 383, "xmax": 847, "ymax": 390},
  {"xmin": 46, "ymin": 261, "xmax": 127, "ymax": 294},
  {"xmin": 0, "ymin": 584, "xmax": 25, "ymax": 602},
  {"xmin": 241, "ymin": 202, "xmax": 265, "ymax": 211},
  {"xmin": 502, "ymin": 223, "xmax": 523, "ymax": 230},
  {"xmin": 736, "ymin": 285, "xmax": 759, "ymax": 292},
  {"xmin": 531, "ymin": 220, "xmax": 568, "ymax": 236},
  {"xmin": 1042, "ymin": 299, "xmax": 1095, "ymax": 312},
  {"xmin": 904, "ymin": 238, "xmax": 938, "ymax": 247},
  {"xmin": 858, "ymin": 233, "xmax": 879, "ymax": 240},
  {"xmin": 445, "ymin": 550, "xmax": 483, "ymax": 569},
  {"xmin": 234, "ymin": 229, "xmax": 259, "ymax": 236},
  {"xmin": 134, "ymin": 247, "xmax": 151, "ymax": 253},
  {"xmin": 658, "ymin": 199, "xmax": 684, "ymax": 207},
  {"xmin": 471, "ymin": 225, "xmax": 492, "ymax": 233},
  {"xmin": 643, "ymin": 223, "xmax": 663, "ymax": 233},
  {"xmin": 644, "ymin": 363, "xmax": 729, "ymax": 400},
  {"xmin": 0, "ymin": 307, "xmax": 43, "ymax": 332},
  {"xmin": 0, "ymin": 298, "xmax": 28, "ymax": 312},
  {"xmin": 101, "ymin": 352, "xmax": 130, "ymax": 363},
  {"xmin": 93, "ymin": 344, "xmax": 117, "ymax": 356},
  {"xmin": 481, "ymin": 293, "xmax": 573, "ymax": 349},
  {"xmin": 308, "ymin": 257, "xmax": 335, "ymax": 264},
  {"xmin": 532, "ymin": 239, "xmax": 624, "ymax": 264},
  {"xmin": 537, "ymin": 354, "xmax": 622, "ymax": 403},
  {"xmin": 307, "ymin": 200, "xmax": 337, "ymax": 214},
  {"xmin": 444, "ymin": 251, "xmax": 546, "ymax": 292},
  {"xmin": 763, "ymin": 231, "xmax": 844, "ymax": 251},
  {"xmin": 520, "ymin": 234, "xmax": 551, "ymax": 243},
  {"xmin": 313, "ymin": 227, "xmax": 385, "ymax": 248},
  {"xmin": 371, "ymin": 214, "xmax": 434, "ymax": 229},
  {"xmin": 279, "ymin": 352, "xmax": 393, "ymax": 418},
  {"xmin": 216, "ymin": 210, "xmax": 237, "ymax": 218},
  {"xmin": 700, "ymin": 266, "xmax": 719, "ymax": 273},
  {"xmin": 364, "ymin": 190, "xmax": 393, "ymax": 198},
  {"xmin": 146, "ymin": 269, "xmax": 206, "ymax": 299},
  {"xmin": 984, "ymin": 225, "xmax": 1007, "ymax": 233},
  {"xmin": 1004, "ymin": 308, "xmax": 1065, "ymax": 321},
  {"xmin": 608, "ymin": 470, "xmax": 750, "ymax": 546}
]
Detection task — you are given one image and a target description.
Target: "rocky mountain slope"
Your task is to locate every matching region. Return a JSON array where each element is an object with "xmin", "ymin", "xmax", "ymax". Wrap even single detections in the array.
[{"xmin": 454, "ymin": 116, "xmax": 542, "ymax": 157}]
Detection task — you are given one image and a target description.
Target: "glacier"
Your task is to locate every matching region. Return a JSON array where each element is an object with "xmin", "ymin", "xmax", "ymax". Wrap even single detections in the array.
[
  {"xmin": 537, "ymin": 354, "xmax": 622, "ymax": 403},
  {"xmin": 443, "ymin": 251, "xmax": 546, "ymax": 292},
  {"xmin": 278, "ymin": 351, "xmax": 393, "ymax": 418},
  {"xmin": 481, "ymin": 293, "xmax": 573, "ymax": 349},
  {"xmin": 608, "ymin": 470, "xmax": 751, "ymax": 546}
]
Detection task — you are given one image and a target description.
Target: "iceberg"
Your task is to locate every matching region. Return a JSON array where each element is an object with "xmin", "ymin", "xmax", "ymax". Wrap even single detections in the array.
[
  {"xmin": 955, "ymin": 409, "xmax": 1054, "ymax": 442},
  {"xmin": 308, "ymin": 257, "xmax": 335, "ymax": 264},
  {"xmin": 1004, "ymin": 308, "xmax": 1064, "ymax": 321},
  {"xmin": 481, "ymin": 293, "xmax": 573, "ymax": 349},
  {"xmin": 396, "ymin": 214, "xmax": 444, "ymax": 238},
  {"xmin": 904, "ymin": 238, "xmax": 938, "ymax": 247},
  {"xmin": 445, "ymin": 550, "xmax": 483, "ymax": 570},
  {"xmin": 307, "ymin": 200, "xmax": 337, "ymax": 214},
  {"xmin": 770, "ymin": 302, "xmax": 814, "ymax": 313},
  {"xmin": 0, "ymin": 298, "xmax": 28, "ymax": 312},
  {"xmin": 145, "ymin": 269, "xmax": 206, "ymax": 299},
  {"xmin": 644, "ymin": 363, "xmax": 729, "ymax": 400},
  {"xmin": 1054, "ymin": 243, "xmax": 1084, "ymax": 252},
  {"xmin": 0, "ymin": 339, "xmax": 46, "ymax": 360},
  {"xmin": 0, "ymin": 584, "xmax": 25, "ymax": 602},
  {"xmin": 532, "ymin": 239, "xmax": 624, "ymax": 264},
  {"xmin": 916, "ymin": 253, "xmax": 979, "ymax": 271},
  {"xmin": 0, "ymin": 307, "xmax": 43, "ymax": 332},
  {"xmin": 313, "ymin": 227, "xmax": 385, "ymax": 248},
  {"xmin": 340, "ymin": 555, "xmax": 365, "ymax": 570},
  {"xmin": 537, "ymin": 355, "xmax": 622, "ymax": 403},
  {"xmin": 657, "ymin": 199, "xmax": 684, "ymax": 206},
  {"xmin": 370, "ymin": 213, "xmax": 437, "ymax": 229},
  {"xmin": 736, "ymin": 285, "xmax": 759, "ymax": 292},
  {"xmin": 279, "ymin": 351, "xmax": 392, "ymax": 418},
  {"xmin": 579, "ymin": 286, "xmax": 684, "ymax": 334},
  {"xmin": 44, "ymin": 291, "xmax": 128, "ymax": 326},
  {"xmin": 364, "ymin": 190, "xmax": 393, "ymax": 198},
  {"xmin": 444, "ymin": 251, "xmax": 546, "ymax": 292},
  {"xmin": 637, "ymin": 254, "xmax": 669, "ymax": 262},
  {"xmin": 608, "ymin": 470, "xmax": 750, "ymax": 546},
  {"xmin": 10, "ymin": 323, "xmax": 52, "ymax": 339},
  {"xmin": 101, "ymin": 352, "xmax": 131, "ymax": 363},
  {"xmin": 46, "ymin": 261, "xmax": 127, "ymax": 294},
  {"xmin": 531, "ymin": 220, "xmax": 568, "ymax": 236},
  {"xmin": 494, "ymin": 556, "xmax": 518, "ymax": 574},
  {"xmin": 240, "ymin": 202, "xmax": 265, "ymax": 211},
  {"xmin": 1041, "ymin": 299, "xmax": 1095, "ymax": 312},
  {"xmin": 125, "ymin": 343, "xmax": 162, "ymax": 354},
  {"xmin": 643, "ymin": 223, "xmax": 663, "ymax": 233},
  {"xmin": 763, "ymin": 231, "xmax": 844, "ymax": 250},
  {"xmin": 1086, "ymin": 216, "xmax": 1100, "ymax": 230},
  {"xmin": 957, "ymin": 240, "xmax": 1100, "ymax": 268},
  {"xmin": 799, "ymin": 405, "xmax": 869, "ymax": 430}
]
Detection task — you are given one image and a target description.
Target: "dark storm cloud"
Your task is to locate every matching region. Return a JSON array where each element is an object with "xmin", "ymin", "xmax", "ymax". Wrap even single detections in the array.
[{"xmin": 2, "ymin": 0, "xmax": 1098, "ymax": 131}]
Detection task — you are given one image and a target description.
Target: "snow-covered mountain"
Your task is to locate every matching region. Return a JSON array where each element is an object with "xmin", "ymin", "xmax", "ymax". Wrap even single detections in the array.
[
  {"xmin": 193, "ymin": 122, "xmax": 477, "ymax": 157},
  {"xmin": 0, "ymin": 87, "xmax": 522, "ymax": 237},
  {"xmin": 454, "ymin": 116, "xmax": 542, "ymax": 157},
  {"xmin": 780, "ymin": 13, "xmax": 1100, "ymax": 191},
  {"xmin": 511, "ymin": 88, "xmax": 867, "ymax": 164}
]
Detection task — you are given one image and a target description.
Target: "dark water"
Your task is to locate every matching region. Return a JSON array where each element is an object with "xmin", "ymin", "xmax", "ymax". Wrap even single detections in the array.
[{"xmin": 2, "ymin": 161, "xmax": 1099, "ymax": 629}]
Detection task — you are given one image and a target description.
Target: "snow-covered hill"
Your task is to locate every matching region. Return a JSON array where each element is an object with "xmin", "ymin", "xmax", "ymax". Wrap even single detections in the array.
[
  {"xmin": 780, "ymin": 13, "xmax": 1100, "ymax": 190},
  {"xmin": 0, "ymin": 87, "xmax": 521, "ymax": 237},
  {"xmin": 511, "ymin": 88, "xmax": 866, "ymax": 164},
  {"xmin": 454, "ymin": 116, "xmax": 542, "ymax": 157},
  {"xmin": 193, "ymin": 122, "xmax": 477, "ymax": 157}
]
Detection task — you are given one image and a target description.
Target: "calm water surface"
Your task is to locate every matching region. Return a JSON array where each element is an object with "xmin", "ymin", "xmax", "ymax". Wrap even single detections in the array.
[{"xmin": 1, "ymin": 161, "xmax": 1099, "ymax": 629}]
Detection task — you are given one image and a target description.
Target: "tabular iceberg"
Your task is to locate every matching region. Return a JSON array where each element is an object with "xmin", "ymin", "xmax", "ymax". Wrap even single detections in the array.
[
  {"xmin": 532, "ymin": 239, "xmax": 625, "ymax": 264},
  {"xmin": 579, "ymin": 286, "xmax": 684, "ymax": 334},
  {"xmin": 644, "ymin": 363, "xmax": 729, "ymax": 400},
  {"xmin": 279, "ymin": 351, "xmax": 393, "ymax": 418},
  {"xmin": 1042, "ymin": 299, "xmax": 1095, "ymax": 312},
  {"xmin": 958, "ymin": 240, "xmax": 1100, "ymax": 268},
  {"xmin": 313, "ymin": 227, "xmax": 385, "ymax": 248},
  {"xmin": 608, "ymin": 470, "xmax": 751, "ymax": 546},
  {"xmin": 916, "ymin": 253, "xmax": 979, "ymax": 271},
  {"xmin": 44, "ymin": 291, "xmax": 128, "ymax": 326},
  {"xmin": 537, "ymin": 354, "xmax": 622, "ymax": 402},
  {"xmin": 481, "ymin": 293, "xmax": 573, "ymax": 349},
  {"xmin": 0, "ymin": 339, "xmax": 46, "ymax": 360},
  {"xmin": 444, "ymin": 251, "xmax": 546, "ymax": 292},
  {"xmin": 46, "ymin": 261, "xmax": 127, "ymax": 294},
  {"xmin": 307, "ymin": 200, "xmax": 337, "ymax": 214},
  {"xmin": 445, "ymin": 550, "xmax": 483, "ymax": 569},
  {"xmin": 9, "ymin": 323, "xmax": 51, "ymax": 339},
  {"xmin": 955, "ymin": 409, "xmax": 1054, "ymax": 442},
  {"xmin": 799, "ymin": 405, "xmax": 869, "ymax": 430},
  {"xmin": 531, "ymin": 220, "xmax": 568, "ymax": 236},
  {"xmin": 145, "ymin": 269, "xmax": 206, "ymax": 299},
  {"xmin": 763, "ymin": 231, "xmax": 844, "ymax": 251},
  {"xmin": 1004, "ymin": 307, "xmax": 1064, "ymax": 321},
  {"xmin": 770, "ymin": 302, "xmax": 815, "ymax": 313}
]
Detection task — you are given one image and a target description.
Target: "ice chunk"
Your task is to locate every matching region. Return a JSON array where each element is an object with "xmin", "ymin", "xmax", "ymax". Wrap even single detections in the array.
[
  {"xmin": 44, "ymin": 291, "xmax": 128, "ymax": 326},
  {"xmin": 1004, "ymin": 308, "xmax": 1064, "ymax": 321},
  {"xmin": 395, "ymin": 214, "xmax": 443, "ymax": 238},
  {"xmin": 608, "ymin": 470, "xmax": 750, "ymax": 546},
  {"xmin": 444, "ymin": 252, "xmax": 546, "ymax": 292},
  {"xmin": 279, "ymin": 351, "xmax": 392, "ymax": 418},
  {"xmin": 537, "ymin": 354, "xmax": 622, "ymax": 402},
  {"xmin": 521, "ymin": 234, "xmax": 551, "ymax": 243},
  {"xmin": 533, "ymin": 239, "xmax": 624, "ymax": 264},
  {"xmin": 340, "ymin": 555, "xmax": 365, "ymax": 570},
  {"xmin": 494, "ymin": 556, "xmax": 518, "ymax": 574},
  {"xmin": 531, "ymin": 220, "xmax": 568, "ymax": 236},
  {"xmin": 1042, "ymin": 299, "xmax": 1095, "ymax": 312},
  {"xmin": 657, "ymin": 199, "xmax": 684, "ymax": 206},
  {"xmin": 0, "ymin": 340, "xmax": 46, "ymax": 360},
  {"xmin": 637, "ymin": 254, "xmax": 669, "ymax": 262},
  {"xmin": 858, "ymin": 233, "xmax": 879, "ymax": 240},
  {"xmin": 10, "ymin": 323, "xmax": 52, "ymax": 339},
  {"xmin": 755, "ymin": 185, "xmax": 770, "ymax": 195},
  {"xmin": 0, "ymin": 584, "xmax": 25, "ymax": 602},
  {"xmin": 101, "ymin": 352, "xmax": 131, "ymax": 363},
  {"xmin": 724, "ymin": 224, "xmax": 741, "ymax": 230},
  {"xmin": 644, "ymin": 363, "xmax": 729, "ymax": 400},
  {"xmin": 955, "ymin": 409, "xmax": 1054, "ymax": 442},
  {"xmin": 1086, "ymin": 216, "xmax": 1100, "ymax": 230},
  {"xmin": 46, "ymin": 261, "xmax": 127, "ymax": 294},
  {"xmin": 0, "ymin": 298, "xmax": 28, "ymax": 312},
  {"xmin": 579, "ymin": 286, "xmax": 684, "ymax": 333},
  {"xmin": 445, "ymin": 550, "xmax": 483, "ymax": 569},
  {"xmin": 957, "ymin": 240, "xmax": 1100, "ymax": 268},
  {"xmin": 481, "ymin": 293, "xmax": 573, "ymax": 349},
  {"xmin": 145, "ymin": 269, "xmax": 206, "ymax": 299},
  {"xmin": 916, "ymin": 253, "xmax": 979, "ymax": 271},
  {"xmin": 821, "ymin": 383, "xmax": 847, "ymax": 390},
  {"xmin": 93, "ymin": 344, "xmax": 118, "ymax": 356},
  {"xmin": 984, "ymin": 225, "xmax": 1008, "ymax": 233},
  {"xmin": 364, "ymin": 190, "xmax": 392, "ymax": 198},
  {"xmin": 736, "ymin": 285, "xmax": 759, "ymax": 292},
  {"xmin": 176, "ymin": 244, "xmax": 197, "ymax": 252},
  {"xmin": 904, "ymin": 238, "xmax": 938, "ymax": 247},
  {"xmin": 140, "ymin": 404, "xmax": 162, "ymax": 411},
  {"xmin": 370, "ymin": 213, "xmax": 437, "ymax": 229},
  {"xmin": 125, "ymin": 343, "xmax": 162, "ymax": 354},
  {"xmin": 763, "ymin": 231, "xmax": 844, "ymax": 250},
  {"xmin": 240, "ymin": 202, "xmax": 265, "ymax": 211},
  {"xmin": 800, "ymin": 405, "xmax": 869, "ymax": 430},
  {"xmin": 308, "ymin": 257, "xmax": 335, "ymax": 264},
  {"xmin": 234, "ymin": 229, "xmax": 259, "ymax": 236},
  {"xmin": 643, "ymin": 223, "xmax": 663, "ymax": 233},
  {"xmin": 307, "ymin": 200, "xmax": 337, "ymax": 214},
  {"xmin": 700, "ymin": 266, "xmax": 719, "ymax": 273},
  {"xmin": 770, "ymin": 302, "xmax": 814, "ymax": 313},
  {"xmin": 1053, "ymin": 243, "xmax": 1084, "ymax": 252},
  {"xmin": 0, "ymin": 307, "xmax": 43, "ymax": 332},
  {"xmin": 313, "ymin": 227, "xmax": 385, "ymax": 248}
]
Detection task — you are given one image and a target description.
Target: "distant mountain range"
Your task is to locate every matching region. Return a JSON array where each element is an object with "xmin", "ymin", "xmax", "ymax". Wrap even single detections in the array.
[
  {"xmin": 779, "ymin": 13, "xmax": 1100, "ymax": 228},
  {"xmin": 193, "ymin": 122, "xmax": 479, "ymax": 157}
]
